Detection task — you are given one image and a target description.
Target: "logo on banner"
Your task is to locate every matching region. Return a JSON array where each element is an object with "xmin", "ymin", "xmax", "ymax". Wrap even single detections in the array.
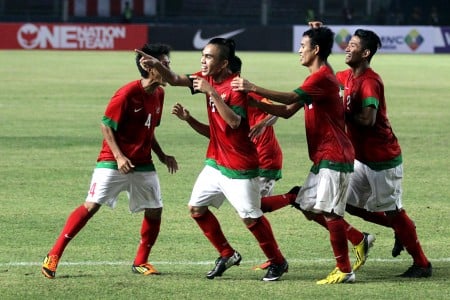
[
  {"xmin": 442, "ymin": 28, "xmax": 450, "ymax": 46},
  {"xmin": 16, "ymin": 23, "xmax": 127, "ymax": 49},
  {"xmin": 17, "ymin": 23, "xmax": 40, "ymax": 49},
  {"xmin": 193, "ymin": 29, "xmax": 245, "ymax": 49},
  {"xmin": 335, "ymin": 29, "xmax": 352, "ymax": 50},
  {"xmin": 381, "ymin": 29, "xmax": 424, "ymax": 51},
  {"xmin": 404, "ymin": 29, "xmax": 424, "ymax": 50}
]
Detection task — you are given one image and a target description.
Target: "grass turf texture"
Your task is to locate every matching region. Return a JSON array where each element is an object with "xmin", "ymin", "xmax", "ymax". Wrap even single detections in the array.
[{"xmin": 0, "ymin": 50, "xmax": 449, "ymax": 299}]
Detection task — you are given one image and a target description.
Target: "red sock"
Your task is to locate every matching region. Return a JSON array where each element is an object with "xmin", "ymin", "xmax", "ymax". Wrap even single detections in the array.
[
  {"xmin": 192, "ymin": 210, "xmax": 234, "ymax": 258},
  {"xmin": 49, "ymin": 205, "xmax": 93, "ymax": 257},
  {"xmin": 326, "ymin": 218, "xmax": 351, "ymax": 273},
  {"xmin": 260, "ymin": 193, "xmax": 293, "ymax": 213},
  {"xmin": 346, "ymin": 205, "xmax": 391, "ymax": 227},
  {"xmin": 247, "ymin": 216, "xmax": 284, "ymax": 264},
  {"xmin": 134, "ymin": 216, "xmax": 161, "ymax": 265},
  {"xmin": 313, "ymin": 214, "xmax": 364, "ymax": 246},
  {"xmin": 391, "ymin": 210, "xmax": 429, "ymax": 267},
  {"xmin": 341, "ymin": 219, "xmax": 364, "ymax": 246}
]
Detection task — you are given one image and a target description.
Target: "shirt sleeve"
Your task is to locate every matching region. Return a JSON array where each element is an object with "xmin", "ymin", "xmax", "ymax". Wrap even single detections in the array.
[
  {"xmin": 293, "ymin": 73, "xmax": 326, "ymax": 105},
  {"xmin": 360, "ymin": 78, "xmax": 381, "ymax": 109},
  {"xmin": 102, "ymin": 88, "xmax": 127, "ymax": 131},
  {"xmin": 232, "ymin": 92, "xmax": 248, "ymax": 118}
]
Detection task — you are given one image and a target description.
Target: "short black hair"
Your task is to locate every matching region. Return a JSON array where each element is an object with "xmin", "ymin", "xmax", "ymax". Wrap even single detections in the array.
[
  {"xmin": 207, "ymin": 38, "xmax": 236, "ymax": 61},
  {"xmin": 302, "ymin": 26, "xmax": 334, "ymax": 60},
  {"xmin": 136, "ymin": 43, "xmax": 171, "ymax": 78},
  {"xmin": 353, "ymin": 29, "xmax": 382, "ymax": 62},
  {"xmin": 229, "ymin": 55, "xmax": 242, "ymax": 74}
]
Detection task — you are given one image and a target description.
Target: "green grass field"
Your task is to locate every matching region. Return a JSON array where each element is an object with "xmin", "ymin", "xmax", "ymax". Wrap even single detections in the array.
[{"xmin": 0, "ymin": 50, "xmax": 449, "ymax": 299}]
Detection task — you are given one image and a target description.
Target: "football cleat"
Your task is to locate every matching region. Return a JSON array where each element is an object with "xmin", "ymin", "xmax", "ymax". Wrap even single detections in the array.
[
  {"xmin": 42, "ymin": 254, "xmax": 59, "ymax": 279},
  {"xmin": 132, "ymin": 263, "xmax": 161, "ymax": 275},
  {"xmin": 262, "ymin": 259, "xmax": 288, "ymax": 281},
  {"xmin": 317, "ymin": 267, "xmax": 355, "ymax": 284},
  {"xmin": 399, "ymin": 262, "xmax": 432, "ymax": 278},
  {"xmin": 206, "ymin": 251, "xmax": 242, "ymax": 279},
  {"xmin": 352, "ymin": 232, "xmax": 375, "ymax": 271}
]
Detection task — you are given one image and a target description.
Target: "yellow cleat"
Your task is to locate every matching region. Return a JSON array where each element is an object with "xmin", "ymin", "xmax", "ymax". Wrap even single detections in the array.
[
  {"xmin": 352, "ymin": 232, "xmax": 376, "ymax": 271},
  {"xmin": 317, "ymin": 267, "xmax": 355, "ymax": 284},
  {"xmin": 132, "ymin": 263, "xmax": 161, "ymax": 275},
  {"xmin": 42, "ymin": 254, "xmax": 59, "ymax": 279}
]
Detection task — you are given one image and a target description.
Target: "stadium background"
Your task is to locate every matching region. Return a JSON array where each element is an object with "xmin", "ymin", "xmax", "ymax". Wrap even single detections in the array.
[
  {"xmin": 1, "ymin": 0, "xmax": 449, "ymax": 26},
  {"xmin": 1, "ymin": 0, "xmax": 449, "ymax": 53}
]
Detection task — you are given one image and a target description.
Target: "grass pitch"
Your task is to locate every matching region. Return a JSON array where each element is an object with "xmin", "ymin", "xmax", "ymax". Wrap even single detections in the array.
[{"xmin": 0, "ymin": 50, "xmax": 449, "ymax": 299}]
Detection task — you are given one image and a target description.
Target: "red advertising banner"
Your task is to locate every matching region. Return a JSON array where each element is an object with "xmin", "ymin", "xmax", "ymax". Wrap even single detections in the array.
[{"xmin": 0, "ymin": 23, "xmax": 148, "ymax": 50}]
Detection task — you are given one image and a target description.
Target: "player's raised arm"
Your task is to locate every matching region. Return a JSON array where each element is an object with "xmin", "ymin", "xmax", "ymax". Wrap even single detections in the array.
[
  {"xmin": 231, "ymin": 77, "xmax": 300, "ymax": 105},
  {"xmin": 134, "ymin": 49, "xmax": 191, "ymax": 87}
]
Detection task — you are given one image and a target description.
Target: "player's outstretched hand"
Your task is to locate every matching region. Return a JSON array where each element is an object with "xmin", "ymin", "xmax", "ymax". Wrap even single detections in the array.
[
  {"xmin": 172, "ymin": 103, "xmax": 190, "ymax": 121},
  {"xmin": 134, "ymin": 49, "xmax": 159, "ymax": 70}
]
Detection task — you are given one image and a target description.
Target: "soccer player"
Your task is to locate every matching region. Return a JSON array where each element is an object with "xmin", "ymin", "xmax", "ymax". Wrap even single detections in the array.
[
  {"xmin": 136, "ymin": 38, "xmax": 288, "ymax": 281},
  {"xmin": 336, "ymin": 29, "xmax": 432, "ymax": 277},
  {"xmin": 231, "ymin": 26, "xmax": 369, "ymax": 284},
  {"xmin": 41, "ymin": 43, "xmax": 178, "ymax": 279},
  {"xmin": 171, "ymin": 56, "xmax": 283, "ymax": 199}
]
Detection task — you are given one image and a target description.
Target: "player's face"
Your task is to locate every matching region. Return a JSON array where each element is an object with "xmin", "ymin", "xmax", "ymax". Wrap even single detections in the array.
[
  {"xmin": 201, "ymin": 44, "xmax": 227, "ymax": 77},
  {"xmin": 298, "ymin": 36, "xmax": 316, "ymax": 67},
  {"xmin": 344, "ymin": 36, "xmax": 364, "ymax": 67}
]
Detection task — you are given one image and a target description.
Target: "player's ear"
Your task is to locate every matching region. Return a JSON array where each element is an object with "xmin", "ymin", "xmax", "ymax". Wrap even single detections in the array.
[
  {"xmin": 313, "ymin": 44, "xmax": 320, "ymax": 55},
  {"xmin": 362, "ymin": 49, "xmax": 371, "ymax": 59},
  {"xmin": 221, "ymin": 59, "xmax": 229, "ymax": 71}
]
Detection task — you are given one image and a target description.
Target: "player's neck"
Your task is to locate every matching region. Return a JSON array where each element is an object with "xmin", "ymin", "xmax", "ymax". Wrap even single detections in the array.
[
  {"xmin": 212, "ymin": 69, "xmax": 232, "ymax": 83},
  {"xmin": 308, "ymin": 58, "xmax": 326, "ymax": 74},
  {"xmin": 352, "ymin": 61, "xmax": 370, "ymax": 77},
  {"xmin": 140, "ymin": 78, "xmax": 159, "ymax": 94}
]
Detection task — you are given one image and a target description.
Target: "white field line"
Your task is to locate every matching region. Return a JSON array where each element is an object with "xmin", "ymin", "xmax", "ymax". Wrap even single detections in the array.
[{"xmin": 2, "ymin": 257, "xmax": 450, "ymax": 267}]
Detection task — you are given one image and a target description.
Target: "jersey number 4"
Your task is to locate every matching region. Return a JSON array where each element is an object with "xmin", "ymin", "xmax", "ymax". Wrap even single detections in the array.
[{"xmin": 145, "ymin": 113, "xmax": 152, "ymax": 128}]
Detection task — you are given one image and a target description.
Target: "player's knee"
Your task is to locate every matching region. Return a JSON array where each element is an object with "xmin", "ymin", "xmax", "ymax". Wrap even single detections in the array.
[
  {"xmin": 144, "ymin": 207, "xmax": 162, "ymax": 219},
  {"xmin": 190, "ymin": 205, "xmax": 208, "ymax": 218},
  {"xmin": 84, "ymin": 202, "xmax": 101, "ymax": 215},
  {"xmin": 242, "ymin": 217, "xmax": 257, "ymax": 227}
]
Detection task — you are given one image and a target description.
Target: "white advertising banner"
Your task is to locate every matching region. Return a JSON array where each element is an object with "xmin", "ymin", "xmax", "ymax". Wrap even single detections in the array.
[{"xmin": 293, "ymin": 26, "xmax": 437, "ymax": 54}]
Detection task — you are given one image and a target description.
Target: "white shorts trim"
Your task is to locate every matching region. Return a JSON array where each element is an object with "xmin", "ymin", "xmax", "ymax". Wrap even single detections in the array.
[
  {"xmin": 188, "ymin": 165, "xmax": 263, "ymax": 219},
  {"xmin": 85, "ymin": 168, "xmax": 162, "ymax": 213},
  {"xmin": 295, "ymin": 168, "xmax": 350, "ymax": 217},
  {"xmin": 347, "ymin": 160, "xmax": 403, "ymax": 212}
]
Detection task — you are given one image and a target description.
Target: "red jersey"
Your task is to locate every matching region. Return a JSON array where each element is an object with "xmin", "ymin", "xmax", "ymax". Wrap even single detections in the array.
[
  {"xmin": 98, "ymin": 80, "xmax": 164, "ymax": 166},
  {"xmin": 294, "ymin": 65, "xmax": 354, "ymax": 173},
  {"xmin": 247, "ymin": 93, "xmax": 282, "ymax": 180},
  {"xmin": 193, "ymin": 72, "xmax": 259, "ymax": 179},
  {"xmin": 336, "ymin": 68, "xmax": 402, "ymax": 170}
]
